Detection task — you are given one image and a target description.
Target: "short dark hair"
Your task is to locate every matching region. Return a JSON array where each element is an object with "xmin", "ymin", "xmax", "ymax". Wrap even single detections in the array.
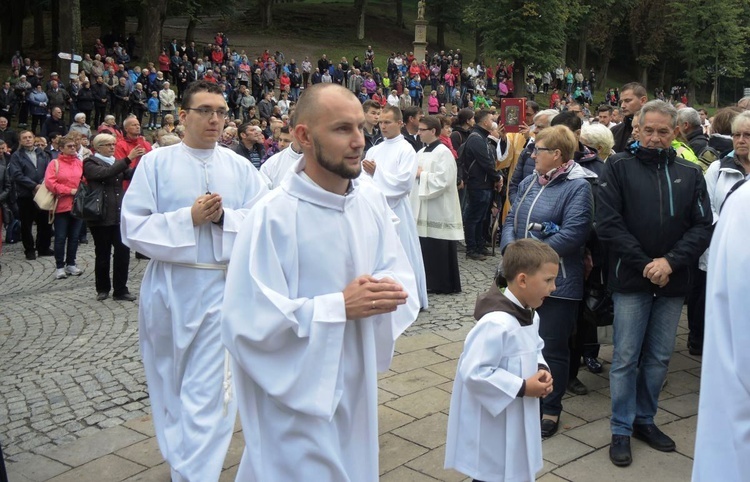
[
  {"xmin": 420, "ymin": 115, "xmax": 441, "ymax": 136},
  {"xmin": 382, "ymin": 104, "xmax": 403, "ymax": 122},
  {"xmin": 621, "ymin": 82, "xmax": 647, "ymax": 99},
  {"xmin": 474, "ymin": 109, "xmax": 492, "ymax": 125},
  {"xmin": 597, "ymin": 104, "xmax": 613, "ymax": 114},
  {"xmin": 502, "ymin": 239, "xmax": 559, "ymax": 284},
  {"xmin": 403, "ymin": 106, "xmax": 420, "ymax": 124},
  {"xmin": 551, "ymin": 111, "xmax": 583, "ymax": 132},
  {"xmin": 280, "ymin": 125, "xmax": 290, "ymax": 135},
  {"xmin": 527, "ymin": 100, "xmax": 540, "ymax": 114},
  {"xmin": 181, "ymin": 80, "xmax": 224, "ymax": 109},
  {"xmin": 362, "ymin": 99, "xmax": 381, "ymax": 113},
  {"xmin": 456, "ymin": 108, "xmax": 474, "ymax": 127},
  {"xmin": 237, "ymin": 122, "xmax": 255, "ymax": 138}
]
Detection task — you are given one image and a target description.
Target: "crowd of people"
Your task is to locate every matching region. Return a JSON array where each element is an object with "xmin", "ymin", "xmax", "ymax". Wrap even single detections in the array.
[{"xmin": 1, "ymin": 32, "xmax": 748, "ymax": 482}]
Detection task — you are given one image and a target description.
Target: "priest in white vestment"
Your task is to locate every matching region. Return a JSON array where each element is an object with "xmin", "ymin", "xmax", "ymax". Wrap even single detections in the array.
[
  {"xmin": 362, "ymin": 104, "xmax": 428, "ymax": 309},
  {"xmin": 120, "ymin": 81, "xmax": 268, "ymax": 482},
  {"xmin": 222, "ymin": 84, "xmax": 420, "ymax": 482},
  {"xmin": 693, "ymin": 179, "xmax": 750, "ymax": 482}
]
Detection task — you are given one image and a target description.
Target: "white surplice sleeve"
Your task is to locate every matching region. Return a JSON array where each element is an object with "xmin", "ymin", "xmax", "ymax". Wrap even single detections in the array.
[
  {"xmin": 120, "ymin": 157, "xmax": 198, "ymax": 262},
  {"xmin": 418, "ymin": 148, "xmax": 456, "ymax": 200},
  {"xmin": 458, "ymin": 318, "xmax": 524, "ymax": 417},
  {"xmin": 210, "ymin": 165, "xmax": 268, "ymax": 261},
  {"xmin": 375, "ymin": 145, "xmax": 418, "ymax": 205}
]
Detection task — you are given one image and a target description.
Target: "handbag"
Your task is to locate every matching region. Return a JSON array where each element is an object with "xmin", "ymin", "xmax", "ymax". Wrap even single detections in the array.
[
  {"xmin": 582, "ymin": 269, "xmax": 614, "ymax": 328},
  {"xmin": 34, "ymin": 159, "xmax": 59, "ymax": 211},
  {"xmin": 71, "ymin": 180, "xmax": 107, "ymax": 222}
]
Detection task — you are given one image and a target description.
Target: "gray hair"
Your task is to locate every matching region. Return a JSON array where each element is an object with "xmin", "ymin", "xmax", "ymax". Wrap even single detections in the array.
[
  {"xmin": 738, "ymin": 96, "xmax": 750, "ymax": 110},
  {"xmin": 92, "ymin": 133, "xmax": 116, "ymax": 149},
  {"xmin": 639, "ymin": 100, "xmax": 677, "ymax": 128},
  {"xmin": 74, "ymin": 112, "xmax": 86, "ymax": 122},
  {"xmin": 104, "ymin": 115, "xmax": 115, "ymax": 124},
  {"xmin": 534, "ymin": 109, "xmax": 559, "ymax": 126},
  {"xmin": 580, "ymin": 124, "xmax": 615, "ymax": 159},
  {"xmin": 159, "ymin": 134, "xmax": 181, "ymax": 147},
  {"xmin": 731, "ymin": 111, "xmax": 750, "ymax": 133},
  {"xmin": 676, "ymin": 107, "xmax": 701, "ymax": 128}
]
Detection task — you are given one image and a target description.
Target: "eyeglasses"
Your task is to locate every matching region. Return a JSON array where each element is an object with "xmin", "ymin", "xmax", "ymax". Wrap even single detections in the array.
[
  {"xmin": 533, "ymin": 146, "xmax": 556, "ymax": 155},
  {"xmin": 184, "ymin": 107, "xmax": 229, "ymax": 119},
  {"xmin": 63, "ymin": 144, "xmax": 77, "ymax": 149},
  {"xmin": 732, "ymin": 132, "xmax": 750, "ymax": 140}
]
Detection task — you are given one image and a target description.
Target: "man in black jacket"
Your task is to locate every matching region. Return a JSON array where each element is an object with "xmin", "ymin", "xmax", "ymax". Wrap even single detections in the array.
[
  {"xmin": 8, "ymin": 130, "xmax": 52, "ymax": 260},
  {"xmin": 597, "ymin": 100, "xmax": 712, "ymax": 467},
  {"xmin": 400, "ymin": 106, "xmax": 423, "ymax": 151},
  {"xmin": 462, "ymin": 110, "xmax": 502, "ymax": 260},
  {"xmin": 677, "ymin": 107, "xmax": 709, "ymax": 157},
  {"xmin": 611, "ymin": 82, "xmax": 647, "ymax": 153}
]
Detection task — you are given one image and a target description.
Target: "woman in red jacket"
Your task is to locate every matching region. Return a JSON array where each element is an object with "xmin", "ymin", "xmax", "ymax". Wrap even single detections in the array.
[
  {"xmin": 44, "ymin": 135, "xmax": 85, "ymax": 280},
  {"xmin": 158, "ymin": 51, "xmax": 171, "ymax": 81}
]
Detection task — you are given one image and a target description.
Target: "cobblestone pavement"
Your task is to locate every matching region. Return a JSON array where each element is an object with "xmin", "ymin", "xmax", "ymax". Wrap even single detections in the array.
[{"xmin": 0, "ymin": 239, "xmax": 497, "ymax": 463}]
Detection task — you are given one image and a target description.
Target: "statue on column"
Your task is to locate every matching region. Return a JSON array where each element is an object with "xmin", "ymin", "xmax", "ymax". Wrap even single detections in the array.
[{"xmin": 418, "ymin": 0, "xmax": 425, "ymax": 20}]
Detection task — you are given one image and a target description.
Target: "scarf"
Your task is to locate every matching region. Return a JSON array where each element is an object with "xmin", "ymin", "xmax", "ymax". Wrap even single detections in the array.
[
  {"xmin": 537, "ymin": 159, "xmax": 575, "ymax": 186},
  {"xmin": 94, "ymin": 152, "xmax": 116, "ymax": 165}
]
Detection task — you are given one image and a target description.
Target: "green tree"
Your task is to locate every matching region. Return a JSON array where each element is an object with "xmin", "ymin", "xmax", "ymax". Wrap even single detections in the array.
[
  {"xmin": 467, "ymin": 0, "xmax": 584, "ymax": 93},
  {"xmin": 426, "ymin": 0, "xmax": 465, "ymax": 50},
  {"xmin": 669, "ymin": 0, "xmax": 750, "ymax": 106},
  {"xmin": 586, "ymin": 0, "xmax": 633, "ymax": 89},
  {"xmin": 628, "ymin": 0, "xmax": 671, "ymax": 86}
]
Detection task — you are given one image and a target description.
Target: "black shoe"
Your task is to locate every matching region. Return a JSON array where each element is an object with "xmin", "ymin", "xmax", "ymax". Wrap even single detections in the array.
[
  {"xmin": 96, "ymin": 292, "xmax": 109, "ymax": 301},
  {"xmin": 584, "ymin": 356, "xmax": 603, "ymax": 373},
  {"xmin": 632, "ymin": 423, "xmax": 675, "ymax": 452},
  {"xmin": 38, "ymin": 249, "xmax": 55, "ymax": 256},
  {"xmin": 478, "ymin": 247, "xmax": 493, "ymax": 256},
  {"xmin": 79, "ymin": 238, "xmax": 89, "ymax": 244},
  {"xmin": 567, "ymin": 377, "xmax": 589, "ymax": 395},
  {"xmin": 541, "ymin": 418, "xmax": 559, "ymax": 438},
  {"xmin": 113, "ymin": 292, "xmax": 137, "ymax": 302},
  {"xmin": 135, "ymin": 252, "xmax": 150, "ymax": 260},
  {"xmin": 466, "ymin": 251, "xmax": 487, "ymax": 261},
  {"xmin": 687, "ymin": 342, "xmax": 702, "ymax": 356},
  {"xmin": 25, "ymin": 251, "xmax": 37, "ymax": 260},
  {"xmin": 609, "ymin": 435, "xmax": 632, "ymax": 466}
]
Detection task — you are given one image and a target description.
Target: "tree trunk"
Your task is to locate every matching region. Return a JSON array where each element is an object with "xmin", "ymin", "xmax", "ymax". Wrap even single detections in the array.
[
  {"xmin": 436, "ymin": 22, "xmax": 445, "ymax": 50},
  {"xmin": 259, "ymin": 0, "xmax": 272, "ymax": 28},
  {"xmin": 51, "ymin": 0, "xmax": 60, "ymax": 54},
  {"xmin": 186, "ymin": 17, "xmax": 197, "ymax": 44},
  {"xmin": 0, "ymin": 0, "xmax": 24, "ymax": 60},
  {"xmin": 577, "ymin": 31, "xmax": 587, "ymax": 71},
  {"xmin": 658, "ymin": 60, "xmax": 667, "ymax": 92},
  {"xmin": 354, "ymin": 0, "xmax": 366, "ymax": 40},
  {"xmin": 139, "ymin": 0, "xmax": 168, "ymax": 64},
  {"xmin": 58, "ymin": 0, "xmax": 82, "ymax": 81},
  {"xmin": 640, "ymin": 66, "xmax": 648, "ymax": 88},
  {"xmin": 474, "ymin": 29, "xmax": 483, "ymax": 64},
  {"xmin": 688, "ymin": 80, "xmax": 697, "ymax": 107},
  {"xmin": 32, "ymin": 3, "xmax": 45, "ymax": 48},
  {"xmin": 396, "ymin": 0, "xmax": 403, "ymax": 28},
  {"xmin": 596, "ymin": 33, "xmax": 614, "ymax": 90},
  {"xmin": 560, "ymin": 40, "xmax": 567, "ymax": 66}
]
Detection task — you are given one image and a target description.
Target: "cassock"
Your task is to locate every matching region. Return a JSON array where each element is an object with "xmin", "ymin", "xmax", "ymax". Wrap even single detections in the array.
[
  {"xmin": 363, "ymin": 135, "xmax": 428, "ymax": 308},
  {"xmin": 445, "ymin": 288, "xmax": 546, "ymax": 482},
  {"xmin": 692, "ymin": 181, "xmax": 750, "ymax": 482},
  {"xmin": 222, "ymin": 158, "xmax": 420, "ymax": 481},
  {"xmin": 120, "ymin": 142, "xmax": 268, "ymax": 482},
  {"xmin": 259, "ymin": 145, "xmax": 303, "ymax": 189}
]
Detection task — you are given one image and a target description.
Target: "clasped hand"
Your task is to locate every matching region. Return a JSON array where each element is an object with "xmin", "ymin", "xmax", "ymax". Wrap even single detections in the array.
[
  {"xmin": 525, "ymin": 370, "xmax": 553, "ymax": 398},
  {"xmin": 643, "ymin": 257, "xmax": 672, "ymax": 288},
  {"xmin": 343, "ymin": 275, "xmax": 408, "ymax": 319},
  {"xmin": 362, "ymin": 159, "xmax": 377, "ymax": 176},
  {"xmin": 191, "ymin": 193, "xmax": 223, "ymax": 226}
]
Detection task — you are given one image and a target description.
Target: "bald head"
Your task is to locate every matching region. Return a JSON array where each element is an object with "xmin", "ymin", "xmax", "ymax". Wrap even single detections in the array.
[{"xmin": 295, "ymin": 83, "xmax": 358, "ymax": 127}]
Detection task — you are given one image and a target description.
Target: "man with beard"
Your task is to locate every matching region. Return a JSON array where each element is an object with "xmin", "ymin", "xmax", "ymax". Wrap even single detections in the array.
[{"xmin": 222, "ymin": 83, "xmax": 419, "ymax": 481}]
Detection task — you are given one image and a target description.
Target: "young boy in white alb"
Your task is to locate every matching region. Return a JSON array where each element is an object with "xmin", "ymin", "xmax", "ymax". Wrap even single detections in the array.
[{"xmin": 445, "ymin": 239, "xmax": 559, "ymax": 482}]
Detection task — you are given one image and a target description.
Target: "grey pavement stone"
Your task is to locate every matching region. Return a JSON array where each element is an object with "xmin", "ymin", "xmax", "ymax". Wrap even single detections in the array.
[
  {"xmin": 6, "ymin": 455, "xmax": 71, "ymax": 481},
  {"xmin": 42, "ymin": 425, "xmax": 146, "ymax": 467}
]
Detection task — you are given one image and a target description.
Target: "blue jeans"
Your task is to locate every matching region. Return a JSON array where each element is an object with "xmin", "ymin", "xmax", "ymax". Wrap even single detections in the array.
[
  {"xmin": 53, "ymin": 211, "xmax": 83, "ymax": 269},
  {"xmin": 462, "ymin": 188, "xmax": 493, "ymax": 254},
  {"xmin": 610, "ymin": 292, "xmax": 684, "ymax": 435}
]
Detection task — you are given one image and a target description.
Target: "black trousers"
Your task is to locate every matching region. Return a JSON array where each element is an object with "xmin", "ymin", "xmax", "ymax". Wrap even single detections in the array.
[
  {"xmin": 90, "ymin": 225, "xmax": 131, "ymax": 296},
  {"xmin": 686, "ymin": 264, "xmax": 706, "ymax": 349},
  {"xmin": 17, "ymin": 197, "xmax": 52, "ymax": 254},
  {"xmin": 569, "ymin": 303, "xmax": 601, "ymax": 381},
  {"xmin": 94, "ymin": 104, "xmax": 107, "ymax": 127}
]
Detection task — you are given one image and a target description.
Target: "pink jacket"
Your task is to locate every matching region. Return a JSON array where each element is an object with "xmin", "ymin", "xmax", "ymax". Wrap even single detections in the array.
[
  {"xmin": 44, "ymin": 154, "xmax": 83, "ymax": 213},
  {"xmin": 428, "ymin": 95, "xmax": 439, "ymax": 114}
]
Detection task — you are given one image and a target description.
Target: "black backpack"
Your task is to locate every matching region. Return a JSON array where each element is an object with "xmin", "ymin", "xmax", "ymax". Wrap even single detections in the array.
[{"xmin": 457, "ymin": 132, "xmax": 482, "ymax": 182}]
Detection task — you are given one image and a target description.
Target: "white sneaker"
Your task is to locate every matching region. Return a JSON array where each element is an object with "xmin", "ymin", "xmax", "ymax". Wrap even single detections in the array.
[
  {"xmin": 65, "ymin": 265, "xmax": 83, "ymax": 276},
  {"xmin": 55, "ymin": 268, "xmax": 68, "ymax": 279}
]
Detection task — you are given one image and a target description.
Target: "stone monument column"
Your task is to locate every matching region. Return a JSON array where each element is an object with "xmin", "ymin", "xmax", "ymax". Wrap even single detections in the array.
[{"xmin": 413, "ymin": 0, "xmax": 428, "ymax": 64}]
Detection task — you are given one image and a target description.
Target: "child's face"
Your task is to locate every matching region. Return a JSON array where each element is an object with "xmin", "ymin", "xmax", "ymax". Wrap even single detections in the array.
[{"xmin": 519, "ymin": 262, "xmax": 558, "ymax": 309}]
